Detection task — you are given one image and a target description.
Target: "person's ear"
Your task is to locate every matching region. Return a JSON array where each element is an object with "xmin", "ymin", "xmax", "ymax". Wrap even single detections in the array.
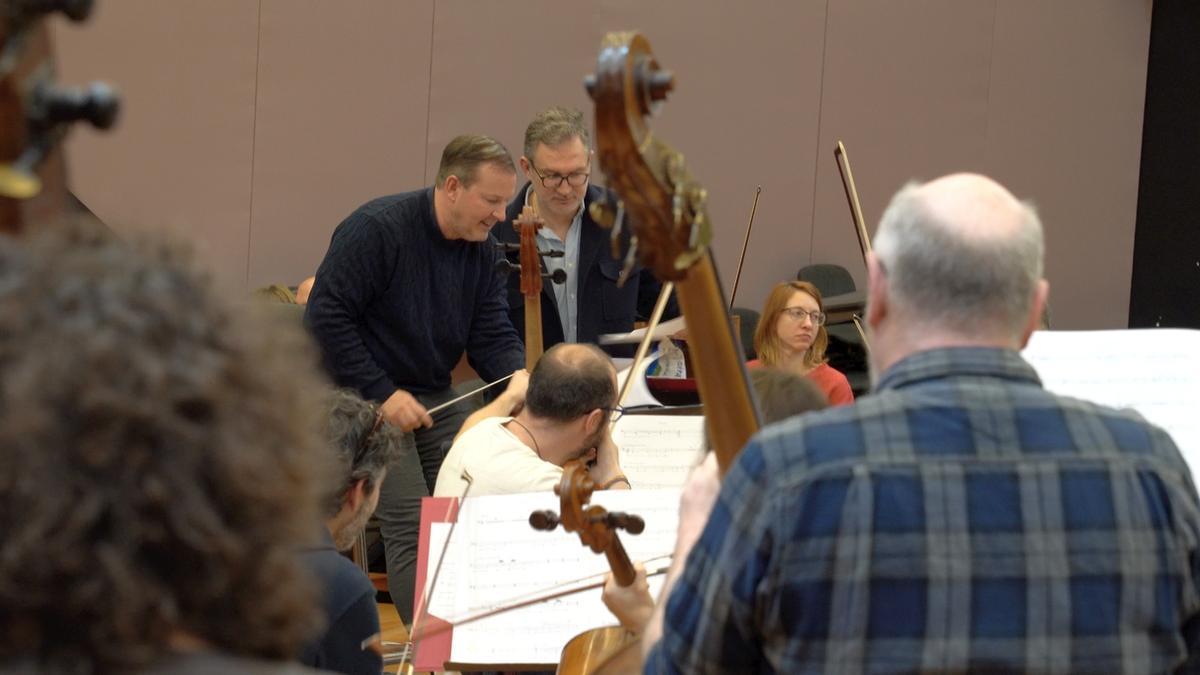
[
  {"xmin": 584, "ymin": 408, "xmax": 605, "ymax": 435},
  {"xmin": 443, "ymin": 174, "xmax": 462, "ymax": 201},
  {"xmin": 1018, "ymin": 279, "xmax": 1050, "ymax": 348},
  {"xmin": 865, "ymin": 252, "xmax": 889, "ymax": 330},
  {"xmin": 344, "ymin": 478, "xmax": 368, "ymax": 512}
]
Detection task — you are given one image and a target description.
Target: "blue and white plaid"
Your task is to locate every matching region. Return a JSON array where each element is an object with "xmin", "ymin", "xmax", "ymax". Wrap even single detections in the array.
[{"xmin": 646, "ymin": 347, "xmax": 1200, "ymax": 674}]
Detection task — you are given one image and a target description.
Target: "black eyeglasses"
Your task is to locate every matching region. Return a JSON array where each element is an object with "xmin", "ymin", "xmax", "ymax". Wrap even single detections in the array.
[
  {"xmin": 781, "ymin": 307, "xmax": 827, "ymax": 326},
  {"xmin": 531, "ymin": 163, "xmax": 590, "ymax": 189},
  {"xmin": 603, "ymin": 405, "xmax": 628, "ymax": 423}
]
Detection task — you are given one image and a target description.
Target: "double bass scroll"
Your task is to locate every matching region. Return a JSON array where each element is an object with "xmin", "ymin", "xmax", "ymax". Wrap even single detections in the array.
[{"xmin": 586, "ymin": 31, "xmax": 761, "ymax": 474}]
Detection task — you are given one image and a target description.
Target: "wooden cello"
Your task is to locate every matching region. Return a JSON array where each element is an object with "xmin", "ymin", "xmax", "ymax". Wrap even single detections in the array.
[
  {"xmin": 0, "ymin": 0, "xmax": 119, "ymax": 235},
  {"xmin": 533, "ymin": 30, "xmax": 764, "ymax": 675},
  {"xmin": 497, "ymin": 203, "xmax": 566, "ymax": 369}
]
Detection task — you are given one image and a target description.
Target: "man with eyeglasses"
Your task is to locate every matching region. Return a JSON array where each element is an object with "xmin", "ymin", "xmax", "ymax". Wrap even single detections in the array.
[
  {"xmin": 493, "ymin": 106, "xmax": 677, "ymax": 356},
  {"xmin": 434, "ymin": 343, "xmax": 630, "ymax": 497}
]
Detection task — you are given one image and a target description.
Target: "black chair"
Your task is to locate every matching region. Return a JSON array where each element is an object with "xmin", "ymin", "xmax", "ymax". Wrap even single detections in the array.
[
  {"xmin": 796, "ymin": 264, "xmax": 869, "ymax": 397},
  {"xmin": 797, "ymin": 263, "xmax": 857, "ymax": 297},
  {"xmin": 729, "ymin": 306, "xmax": 760, "ymax": 360}
]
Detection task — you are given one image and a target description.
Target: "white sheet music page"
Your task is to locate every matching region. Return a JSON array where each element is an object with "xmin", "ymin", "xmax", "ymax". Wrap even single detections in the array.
[
  {"xmin": 613, "ymin": 414, "xmax": 705, "ymax": 489},
  {"xmin": 1022, "ymin": 329, "xmax": 1200, "ymax": 471},
  {"xmin": 444, "ymin": 489, "xmax": 679, "ymax": 666}
]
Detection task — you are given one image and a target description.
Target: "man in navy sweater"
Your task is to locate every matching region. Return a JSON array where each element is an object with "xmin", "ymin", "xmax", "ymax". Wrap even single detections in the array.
[
  {"xmin": 305, "ymin": 134, "xmax": 525, "ymax": 623},
  {"xmin": 493, "ymin": 107, "xmax": 677, "ymax": 356}
]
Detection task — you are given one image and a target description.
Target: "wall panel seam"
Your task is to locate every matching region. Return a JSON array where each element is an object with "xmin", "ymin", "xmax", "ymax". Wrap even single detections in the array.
[
  {"xmin": 806, "ymin": 0, "xmax": 832, "ymax": 266},
  {"xmin": 245, "ymin": 0, "xmax": 264, "ymax": 289}
]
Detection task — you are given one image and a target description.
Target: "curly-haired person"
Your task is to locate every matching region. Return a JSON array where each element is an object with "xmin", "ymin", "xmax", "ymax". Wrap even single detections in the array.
[
  {"xmin": 0, "ymin": 224, "xmax": 335, "ymax": 675},
  {"xmin": 299, "ymin": 389, "xmax": 405, "ymax": 674}
]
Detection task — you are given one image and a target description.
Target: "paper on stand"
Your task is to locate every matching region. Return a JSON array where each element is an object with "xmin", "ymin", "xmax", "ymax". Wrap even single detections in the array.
[
  {"xmin": 425, "ymin": 489, "xmax": 680, "ymax": 667},
  {"xmin": 598, "ymin": 315, "xmax": 686, "ymax": 345},
  {"xmin": 1023, "ymin": 329, "xmax": 1200, "ymax": 473},
  {"xmin": 613, "ymin": 414, "xmax": 706, "ymax": 489}
]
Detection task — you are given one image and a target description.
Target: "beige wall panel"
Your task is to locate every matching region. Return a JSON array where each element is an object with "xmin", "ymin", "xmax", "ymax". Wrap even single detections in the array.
[
  {"xmin": 53, "ymin": 1, "xmax": 260, "ymax": 290},
  {"xmin": 986, "ymin": 1, "xmax": 1151, "ymax": 329},
  {"xmin": 425, "ymin": 0, "xmax": 828, "ymax": 312},
  {"xmin": 810, "ymin": 0, "xmax": 995, "ymax": 296},
  {"xmin": 247, "ymin": 0, "xmax": 435, "ymax": 289}
]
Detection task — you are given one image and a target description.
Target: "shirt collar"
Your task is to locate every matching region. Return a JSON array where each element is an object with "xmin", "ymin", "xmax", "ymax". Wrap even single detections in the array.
[
  {"xmin": 522, "ymin": 183, "xmax": 586, "ymax": 236},
  {"xmin": 875, "ymin": 346, "xmax": 1043, "ymax": 392}
]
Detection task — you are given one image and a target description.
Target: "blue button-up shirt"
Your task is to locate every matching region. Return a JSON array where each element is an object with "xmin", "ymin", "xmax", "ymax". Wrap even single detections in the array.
[
  {"xmin": 647, "ymin": 347, "xmax": 1200, "ymax": 674},
  {"xmin": 524, "ymin": 185, "xmax": 583, "ymax": 343}
]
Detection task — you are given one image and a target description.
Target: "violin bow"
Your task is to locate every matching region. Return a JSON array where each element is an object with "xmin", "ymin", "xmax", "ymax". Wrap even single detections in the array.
[
  {"xmin": 613, "ymin": 280, "xmax": 675, "ymax": 417},
  {"xmin": 727, "ymin": 185, "xmax": 761, "ymax": 311},
  {"xmin": 833, "ymin": 141, "xmax": 872, "ymax": 351}
]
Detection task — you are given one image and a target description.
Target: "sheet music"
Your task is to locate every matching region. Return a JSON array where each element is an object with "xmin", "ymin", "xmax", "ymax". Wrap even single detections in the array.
[
  {"xmin": 426, "ymin": 489, "xmax": 679, "ymax": 666},
  {"xmin": 599, "ymin": 315, "xmax": 686, "ymax": 345},
  {"xmin": 1022, "ymin": 329, "xmax": 1200, "ymax": 472},
  {"xmin": 614, "ymin": 415, "xmax": 706, "ymax": 489}
]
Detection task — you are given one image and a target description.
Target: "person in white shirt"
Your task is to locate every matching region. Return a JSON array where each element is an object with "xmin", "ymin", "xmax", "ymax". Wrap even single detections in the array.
[{"xmin": 434, "ymin": 343, "xmax": 630, "ymax": 497}]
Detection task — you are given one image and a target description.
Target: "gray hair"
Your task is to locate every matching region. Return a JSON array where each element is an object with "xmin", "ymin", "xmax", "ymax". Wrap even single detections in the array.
[
  {"xmin": 873, "ymin": 181, "xmax": 1044, "ymax": 340},
  {"xmin": 324, "ymin": 388, "xmax": 407, "ymax": 516},
  {"xmin": 524, "ymin": 106, "xmax": 590, "ymax": 159}
]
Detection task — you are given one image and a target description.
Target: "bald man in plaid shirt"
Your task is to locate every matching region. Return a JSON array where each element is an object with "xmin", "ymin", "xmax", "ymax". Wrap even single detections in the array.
[{"xmin": 632, "ymin": 174, "xmax": 1200, "ymax": 674}]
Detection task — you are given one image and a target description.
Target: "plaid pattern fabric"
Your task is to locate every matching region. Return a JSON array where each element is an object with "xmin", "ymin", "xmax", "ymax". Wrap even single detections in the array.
[{"xmin": 646, "ymin": 347, "xmax": 1200, "ymax": 674}]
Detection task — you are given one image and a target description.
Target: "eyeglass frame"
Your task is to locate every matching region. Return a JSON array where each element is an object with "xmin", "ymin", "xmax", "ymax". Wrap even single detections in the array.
[
  {"xmin": 529, "ymin": 162, "xmax": 591, "ymax": 189},
  {"xmin": 780, "ymin": 306, "xmax": 827, "ymax": 326},
  {"xmin": 352, "ymin": 408, "xmax": 386, "ymax": 471},
  {"xmin": 602, "ymin": 405, "xmax": 629, "ymax": 423}
]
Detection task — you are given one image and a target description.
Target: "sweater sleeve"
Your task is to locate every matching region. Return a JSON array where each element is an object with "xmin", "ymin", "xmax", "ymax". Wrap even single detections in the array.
[
  {"xmin": 464, "ymin": 239, "xmax": 525, "ymax": 382},
  {"xmin": 305, "ymin": 214, "xmax": 397, "ymax": 402}
]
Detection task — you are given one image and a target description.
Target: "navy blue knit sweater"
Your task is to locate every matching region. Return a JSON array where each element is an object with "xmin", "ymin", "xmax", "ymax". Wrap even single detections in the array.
[{"xmin": 304, "ymin": 188, "xmax": 524, "ymax": 400}]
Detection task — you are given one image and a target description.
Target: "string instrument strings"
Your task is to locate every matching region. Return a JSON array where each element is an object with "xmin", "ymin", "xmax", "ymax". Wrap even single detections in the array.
[
  {"xmin": 832, "ymin": 141, "xmax": 872, "ymax": 351},
  {"xmin": 727, "ymin": 185, "xmax": 762, "ymax": 311}
]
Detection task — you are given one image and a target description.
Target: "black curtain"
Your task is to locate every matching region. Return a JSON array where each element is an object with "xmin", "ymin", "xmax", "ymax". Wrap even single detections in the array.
[{"xmin": 1129, "ymin": 0, "xmax": 1200, "ymax": 328}]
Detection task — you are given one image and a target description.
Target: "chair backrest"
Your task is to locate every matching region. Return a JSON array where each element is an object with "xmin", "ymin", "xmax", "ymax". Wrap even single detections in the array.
[
  {"xmin": 729, "ymin": 306, "xmax": 760, "ymax": 360},
  {"xmin": 797, "ymin": 263, "xmax": 857, "ymax": 298}
]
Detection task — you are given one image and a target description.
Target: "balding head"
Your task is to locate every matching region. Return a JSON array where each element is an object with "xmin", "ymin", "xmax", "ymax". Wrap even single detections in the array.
[
  {"xmin": 526, "ymin": 343, "xmax": 617, "ymax": 422},
  {"xmin": 870, "ymin": 173, "xmax": 1047, "ymax": 352}
]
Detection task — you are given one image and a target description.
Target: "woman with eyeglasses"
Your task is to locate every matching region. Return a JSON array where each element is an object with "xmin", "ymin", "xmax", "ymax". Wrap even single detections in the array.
[{"xmin": 749, "ymin": 280, "xmax": 854, "ymax": 406}]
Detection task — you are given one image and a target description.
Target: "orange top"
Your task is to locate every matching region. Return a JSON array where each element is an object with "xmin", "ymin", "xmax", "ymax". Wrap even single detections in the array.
[{"xmin": 746, "ymin": 360, "xmax": 855, "ymax": 407}]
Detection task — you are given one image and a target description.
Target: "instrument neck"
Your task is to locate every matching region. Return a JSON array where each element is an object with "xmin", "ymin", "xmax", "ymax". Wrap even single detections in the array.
[
  {"xmin": 524, "ymin": 297, "xmax": 543, "ymax": 370},
  {"xmin": 604, "ymin": 532, "xmax": 636, "ymax": 587},
  {"xmin": 673, "ymin": 253, "xmax": 761, "ymax": 474}
]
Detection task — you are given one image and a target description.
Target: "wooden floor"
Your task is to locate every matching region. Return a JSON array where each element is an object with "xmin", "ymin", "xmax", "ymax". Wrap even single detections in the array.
[{"xmin": 378, "ymin": 601, "xmax": 410, "ymax": 644}]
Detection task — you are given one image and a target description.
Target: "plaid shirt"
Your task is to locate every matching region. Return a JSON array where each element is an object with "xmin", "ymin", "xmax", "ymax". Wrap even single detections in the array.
[{"xmin": 646, "ymin": 347, "xmax": 1200, "ymax": 674}]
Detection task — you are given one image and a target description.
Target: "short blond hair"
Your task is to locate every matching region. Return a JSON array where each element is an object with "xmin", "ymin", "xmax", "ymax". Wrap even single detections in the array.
[
  {"xmin": 435, "ymin": 134, "xmax": 515, "ymax": 187},
  {"xmin": 524, "ymin": 106, "xmax": 589, "ymax": 159}
]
